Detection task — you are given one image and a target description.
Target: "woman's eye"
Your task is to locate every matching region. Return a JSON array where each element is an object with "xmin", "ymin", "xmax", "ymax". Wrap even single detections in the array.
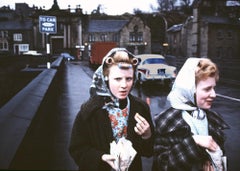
[
  {"xmin": 204, "ymin": 87, "xmax": 212, "ymax": 92},
  {"xmin": 126, "ymin": 77, "xmax": 133, "ymax": 81}
]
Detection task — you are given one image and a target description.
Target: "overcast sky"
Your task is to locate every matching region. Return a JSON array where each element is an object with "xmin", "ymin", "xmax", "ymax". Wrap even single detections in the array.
[{"xmin": 0, "ymin": 0, "xmax": 159, "ymax": 15}]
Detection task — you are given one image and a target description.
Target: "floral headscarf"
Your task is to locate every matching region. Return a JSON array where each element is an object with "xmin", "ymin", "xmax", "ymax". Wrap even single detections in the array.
[
  {"xmin": 89, "ymin": 48, "xmax": 139, "ymax": 141},
  {"xmin": 90, "ymin": 48, "xmax": 138, "ymax": 108}
]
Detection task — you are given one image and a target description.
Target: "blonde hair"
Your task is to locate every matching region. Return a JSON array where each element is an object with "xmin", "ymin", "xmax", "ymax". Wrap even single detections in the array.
[{"xmin": 195, "ymin": 58, "xmax": 219, "ymax": 84}]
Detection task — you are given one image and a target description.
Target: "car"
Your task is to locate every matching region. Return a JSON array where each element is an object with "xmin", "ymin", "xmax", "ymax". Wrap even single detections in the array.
[
  {"xmin": 60, "ymin": 52, "xmax": 75, "ymax": 61},
  {"xmin": 136, "ymin": 54, "xmax": 177, "ymax": 87},
  {"xmin": 23, "ymin": 50, "xmax": 42, "ymax": 56}
]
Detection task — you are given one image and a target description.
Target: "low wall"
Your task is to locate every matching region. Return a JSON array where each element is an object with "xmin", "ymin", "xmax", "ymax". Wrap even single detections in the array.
[{"xmin": 0, "ymin": 57, "xmax": 63, "ymax": 169}]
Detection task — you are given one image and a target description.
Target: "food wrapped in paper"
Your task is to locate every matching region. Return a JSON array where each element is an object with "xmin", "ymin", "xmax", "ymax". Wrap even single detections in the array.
[{"xmin": 110, "ymin": 137, "xmax": 137, "ymax": 171}]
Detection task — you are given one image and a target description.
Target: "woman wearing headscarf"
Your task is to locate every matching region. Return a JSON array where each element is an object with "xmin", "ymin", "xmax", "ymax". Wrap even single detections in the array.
[
  {"xmin": 152, "ymin": 57, "xmax": 229, "ymax": 171},
  {"xmin": 69, "ymin": 48, "xmax": 154, "ymax": 171}
]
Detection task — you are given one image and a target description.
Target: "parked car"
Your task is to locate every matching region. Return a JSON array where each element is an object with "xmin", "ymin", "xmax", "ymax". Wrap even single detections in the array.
[
  {"xmin": 23, "ymin": 50, "xmax": 42, "ymax": 56},
  {"xmin": 136, "ymin": 54, "xmax": 177, "ymax": 87},
  {"xmin": 60, "ymin": 52, "xmax": 75, "ymax": 61}
]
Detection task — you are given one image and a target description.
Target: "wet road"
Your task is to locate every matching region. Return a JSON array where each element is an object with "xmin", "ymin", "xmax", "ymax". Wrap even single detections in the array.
[{"xmin": 9, "ymin": 61, "xmax": 240, "ymax": 170}]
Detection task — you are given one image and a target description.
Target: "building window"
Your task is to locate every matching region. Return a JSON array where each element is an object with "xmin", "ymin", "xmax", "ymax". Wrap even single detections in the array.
[
  {"xmin": 217, "ymin": 30, "xmax": 223, "ymax": 40},
  {"xmin": 0, "ymin": 41, "xmax": 8, "ymax": 50},
  {"xmin": 137, "ymin": 32, "xmax": 143, "ymax": 42},
  {"xmin": 129, "ymin": 25, "xmax": 143, "ymax": 42},
  {"xmin": 19, "ymin": 44, "xmax": 29, "ymax": 52},
  {"xmin": 13, "ymin": 33, "xmax": 22, "ymax": 41},
  {"xmin": 88, "ymin": 34, "xmax": 95, "ymax": 42},
  {"xmin": 129, "ymin": 32, "xmax": 135, "ymax": 42},
  {"xmin": 0, "ymin": 31, "xmax": 8, "ymax": 38},
  {"xmin": 100, "ymin": 34, "xmax": 107, "ymax": 41},
  {"xmin": 129, "ymin": 32, "xmax": 143, "ymax": 42}
]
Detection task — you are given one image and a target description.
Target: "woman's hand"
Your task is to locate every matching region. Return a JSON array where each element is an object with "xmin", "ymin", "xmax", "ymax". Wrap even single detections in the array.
[
  {"xmin": 192, "ymin": 135, "xmax": 219, "ymax": 151},
  {"xmin": 134, "ymin": 113, "xmax": 152, "ymax": 139},
  {"xmin": 101, "ymin": 154, "xmax": 117, "ymax": 170}
]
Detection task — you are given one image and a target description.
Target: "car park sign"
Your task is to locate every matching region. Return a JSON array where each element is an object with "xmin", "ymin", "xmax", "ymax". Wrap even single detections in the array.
[{"xmin": 39, "ymin": 15, "xmax": 57, "ymax": 34}]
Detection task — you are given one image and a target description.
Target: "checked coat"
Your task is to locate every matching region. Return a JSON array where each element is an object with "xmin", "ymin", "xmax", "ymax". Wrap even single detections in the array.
[{"xmin": 152, "ymin": 107, "xmax": 229, "ymax": 171}]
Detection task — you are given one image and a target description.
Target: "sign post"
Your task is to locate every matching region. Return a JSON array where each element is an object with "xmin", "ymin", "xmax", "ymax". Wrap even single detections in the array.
[
  {"xmin": 39, "ymin": 15, "xmax": 57, "ymax": 69},
  {"xmin": 39, "ymin": 15, "xmax": 57, "ymax": 34}
]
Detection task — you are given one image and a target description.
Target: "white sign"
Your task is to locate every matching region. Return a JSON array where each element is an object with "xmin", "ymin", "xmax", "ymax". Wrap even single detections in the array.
[{"xmin": 39, "ymin": 15, "xmax": 57, "ymax": 33}]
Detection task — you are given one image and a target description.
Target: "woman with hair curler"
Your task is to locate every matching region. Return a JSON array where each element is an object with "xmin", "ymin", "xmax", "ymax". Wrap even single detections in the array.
[{"xmin": 69, "ymin": 48, "xmax": 154, "ymax": 171}]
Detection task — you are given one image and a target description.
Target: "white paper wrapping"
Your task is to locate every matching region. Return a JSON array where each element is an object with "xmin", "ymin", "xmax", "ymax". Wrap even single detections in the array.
[{"xmin": 110, "ymin": 137, "xmax": 137, "ymax": 171}]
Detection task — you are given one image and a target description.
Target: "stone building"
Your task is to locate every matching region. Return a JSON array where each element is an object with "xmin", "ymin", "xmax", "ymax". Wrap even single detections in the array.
[
  {"xmin": 30, "ymin": 5, "xmax": 85, "ymax": 57},
  {"xmin": 82, "ymin": 16, "xmax": 151, "ymax": 55},
  {"xmin": 0, "ymin": 4, "xmax": 34, "ymax": 55},
  {"xmin": 167, "ymin": 0, "xmax": 240, "ymax": 82},
  {"xmin": 0, "ymin": 2, "xmax": 86, "ymax": 57}
]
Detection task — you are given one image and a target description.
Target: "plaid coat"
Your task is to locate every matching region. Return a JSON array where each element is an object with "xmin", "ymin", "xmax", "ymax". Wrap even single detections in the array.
[{"xmin": 152, "ymin": 107, "xmax": 229, "ymax": 171}]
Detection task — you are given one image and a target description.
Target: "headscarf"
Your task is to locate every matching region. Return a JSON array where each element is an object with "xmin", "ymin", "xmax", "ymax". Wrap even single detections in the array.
[
  {"xmin": 167, "ymin": 57, "xmax": 201, "ymax": 111},
  {"xmin": 90, "ymin": 48, "xmax": 139, "ymax": 142},
  {"xmin": 168, "ymin": 58, "xmax": 226, "ymax": 169},
  {"xmin": 90, "ymin": 48, "xmax": 138, "ymax": 109}
]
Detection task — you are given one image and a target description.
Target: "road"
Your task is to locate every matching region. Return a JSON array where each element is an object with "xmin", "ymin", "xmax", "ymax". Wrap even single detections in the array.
[{"xmin": 9, "ymin": 61, "xmax": 240, "ymax": 170}]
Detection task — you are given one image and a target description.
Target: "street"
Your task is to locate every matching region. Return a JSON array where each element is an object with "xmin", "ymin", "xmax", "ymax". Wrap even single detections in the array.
[{"xmin": 9, "ymin": 61, "xmax": 240, "ymax": 170}]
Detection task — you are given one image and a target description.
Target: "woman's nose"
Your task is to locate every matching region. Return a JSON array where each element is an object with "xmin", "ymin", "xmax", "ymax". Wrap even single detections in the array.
[
  {"xmin": 210, "ymin": 88, "xmax": 216, "ymax": 98},
  {"xmin": 120, "ymin": 80, "xmax": 127, "ymax": 88}
]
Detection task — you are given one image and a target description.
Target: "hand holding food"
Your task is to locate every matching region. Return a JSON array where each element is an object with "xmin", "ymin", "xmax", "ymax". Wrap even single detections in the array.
[{"xmin": 134, "ymin": 113, "xmax": 152, "ymax": 139}]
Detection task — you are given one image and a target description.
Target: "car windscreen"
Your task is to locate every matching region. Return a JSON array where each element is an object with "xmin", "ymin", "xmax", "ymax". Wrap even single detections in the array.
[{"xmin": 142, "ymin": 58, "xmax": 166, "ymax": 65}]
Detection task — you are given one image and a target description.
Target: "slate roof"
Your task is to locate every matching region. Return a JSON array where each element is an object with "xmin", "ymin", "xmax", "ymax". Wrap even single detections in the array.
[
  {"xmin": 88, "ymin": 19, "xmax": 128, "ymax": 33},
  {"xmin": 0, "ymin": 19, "xmax": 32, "ymax": 30}
]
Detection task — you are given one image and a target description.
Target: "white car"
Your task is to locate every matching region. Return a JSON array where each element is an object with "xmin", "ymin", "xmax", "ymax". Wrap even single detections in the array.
[
  {"xmin": 23, "ymin": 50, "xmax": 42, "ymax": 56},
  {"xmin": 136, "ymin": 54, "xmax": 176, "ymax": 87}
]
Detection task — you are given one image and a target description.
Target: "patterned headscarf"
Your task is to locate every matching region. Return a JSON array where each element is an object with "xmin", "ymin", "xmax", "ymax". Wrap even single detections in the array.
[
  {"xmin": 89, "ymin": 48, "xmax": 139, "ymax": 141},
  {"xmin": 90, "ymin": 47, "xmax": 138, "ymax": 109}
]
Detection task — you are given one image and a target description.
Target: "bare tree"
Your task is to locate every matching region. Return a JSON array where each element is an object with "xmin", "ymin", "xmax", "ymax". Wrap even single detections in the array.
[
  {"xmin": 179, "ymin": 0, "xmax": 191, "ymax": 7},
  {"xmin": 157, "ymin": 0, "xmax": 178, "ymax": 12},
  {"xmin": 91, "ymin": 4, "xmax": 105, "ymax": 15},
  {"xmin": 179, "ymin": 0, "xmax": 192, "ymax": 15}
]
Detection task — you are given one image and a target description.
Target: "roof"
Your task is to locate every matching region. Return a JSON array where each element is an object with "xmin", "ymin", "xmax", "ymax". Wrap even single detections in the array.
[
  {"xmin": 0, "ymin": 19, "xmax": 32, "ymax": 30},
  {"xmin": 88, "ymin": 19, "xmax": 128, "ymax": 33}
]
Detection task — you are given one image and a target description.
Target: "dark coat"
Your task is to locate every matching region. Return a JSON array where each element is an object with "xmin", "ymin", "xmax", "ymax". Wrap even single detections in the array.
[
  {"xmin": 152, "ymin": 108, "xmax": 229, "ymax": 171},
  {"xmin": 69, "ymin": 94, "xmax": 154, "ymax": 171}
]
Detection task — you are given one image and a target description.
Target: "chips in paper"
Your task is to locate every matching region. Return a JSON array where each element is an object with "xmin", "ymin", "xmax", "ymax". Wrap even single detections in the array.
[{"xmin": 110, "ymin": 137, "xmax": 137, "ymax": 171}]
